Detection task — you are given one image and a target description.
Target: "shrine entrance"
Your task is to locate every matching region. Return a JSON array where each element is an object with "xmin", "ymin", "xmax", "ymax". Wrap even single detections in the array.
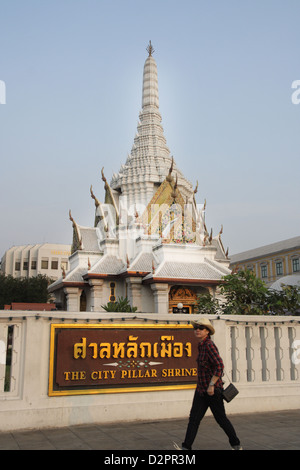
[
  {"xmin": 80, "ymin": 291, "xmax": 87, "ymax": 312},
  {"xmin": 169, "ymin": 286, "xmax": 196, "ymax": 313},
  {"xmin": 169, "ymin": 285, "xmax": 210, "ymax": 313}
]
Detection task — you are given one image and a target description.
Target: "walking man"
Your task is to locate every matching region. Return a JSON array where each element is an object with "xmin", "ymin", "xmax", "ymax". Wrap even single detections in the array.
[{"xmin": 174, "ymin": 318, "xmax": 242, "ymax": 450}]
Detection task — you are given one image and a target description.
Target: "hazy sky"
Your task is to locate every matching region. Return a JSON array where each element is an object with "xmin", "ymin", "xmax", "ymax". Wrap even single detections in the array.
[{"xmin": 1, "ymin": 0, "xmax": 300, "ymax": 259}]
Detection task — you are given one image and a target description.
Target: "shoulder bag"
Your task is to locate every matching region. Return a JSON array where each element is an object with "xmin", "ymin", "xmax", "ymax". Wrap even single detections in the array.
[{"xmin": 222, "ymin": 370, "xmax": 239, "ymax": 402}]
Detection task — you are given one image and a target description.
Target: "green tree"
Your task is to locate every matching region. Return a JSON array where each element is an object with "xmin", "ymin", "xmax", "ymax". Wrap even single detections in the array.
[
  {"xmin": 267, "ymin": 284, "xmax": 300, "ymax": 315},
  {"xmin": 101, "ymin": 296, "xmax": 138, "ymax": 313},
  {"xmin": 0, "ymin": 274, "xmax": 51, "ymax": 309},
  {"xmin": 218, "ymin": 269, "xmax": 300, "ymax": 315},
  {"xmin": 220, "ymin": 269, "xmax": 269, "ymax": 315},
  {"xmin": 196, "ymin": 292, "xmax": 220, "ymax": 315}
]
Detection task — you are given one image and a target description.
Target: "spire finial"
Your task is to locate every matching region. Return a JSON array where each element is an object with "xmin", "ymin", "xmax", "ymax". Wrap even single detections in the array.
[{"xmin": 147, "ymin": 40, "xmax": 154, "ymax": 57}]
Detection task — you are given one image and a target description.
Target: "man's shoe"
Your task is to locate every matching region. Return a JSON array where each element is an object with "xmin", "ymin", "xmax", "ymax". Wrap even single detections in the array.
[
  {"xmin": 173, "ymin": 442, "xmax": 190, "ymax": 450},
  {"xmin": 231, "ymin": 444, "xmax": 243, "ymax": 450}
]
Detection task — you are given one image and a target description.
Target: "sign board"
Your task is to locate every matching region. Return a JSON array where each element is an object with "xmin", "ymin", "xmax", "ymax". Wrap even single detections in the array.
[{"xmin": 49, "ymin": 323, "xmax": 198, "ymax": 396}]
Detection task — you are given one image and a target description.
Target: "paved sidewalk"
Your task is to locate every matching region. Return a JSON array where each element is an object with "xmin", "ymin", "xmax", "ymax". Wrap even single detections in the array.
[{"xmin": 0, "ymin": 410, "xmax": 299, "ymax": 450}]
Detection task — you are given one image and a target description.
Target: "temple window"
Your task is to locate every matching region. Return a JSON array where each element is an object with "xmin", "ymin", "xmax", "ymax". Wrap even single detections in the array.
[{"xmin": 109, "ymin": 282, "xmax": 116, "ymax": 302}]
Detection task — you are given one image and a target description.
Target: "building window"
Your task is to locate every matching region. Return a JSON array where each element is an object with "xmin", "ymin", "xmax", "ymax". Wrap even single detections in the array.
[
  {"xmin": 15, "ymin": 261, "xmax": 21, "ymax": 271},
  {"xmin": 51, "ymin": 259, "xmax": 59, "ymax": 270},
  {"xmin": 261, "ymin": 265, "xmax": 268, "ymax": 279},
  {"xmin": 23, "ymin": 261, "xmax": 28, "ymax": 271},
  {"xmin": 292, "ymin": 258, "xmax": 300, "ymax": 273},
  {"xmin": 276, "ymin": 261, "xmax": 283, "ymax": 276},
  {"xmin": 109, "ymin": 282, "xmax": 116, "ymax": 302},
  {"xmin": 41, "ymin": 259, "xmax": 49, "ymax": 269},
  {"xmin": 31, "ymin": 260, "xmax": 37, "ymax": 270}
]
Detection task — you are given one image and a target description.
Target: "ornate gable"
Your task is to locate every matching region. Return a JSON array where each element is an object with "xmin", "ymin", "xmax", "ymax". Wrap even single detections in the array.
[{"xmin": 139, "ymin": 174, "xmax": 197, "ymax": 244}]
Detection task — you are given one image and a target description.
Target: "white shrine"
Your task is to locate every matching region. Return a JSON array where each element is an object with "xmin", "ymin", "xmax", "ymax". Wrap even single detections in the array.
[{"xmin": 49, "ymin": 42, "xmax": 231, "ymax": 313}]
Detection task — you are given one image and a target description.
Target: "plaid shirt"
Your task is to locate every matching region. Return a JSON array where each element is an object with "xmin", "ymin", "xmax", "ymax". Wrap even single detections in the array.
[{"xmin": 196, "ymin": 337, "xmax": 224, "ymax": 395}]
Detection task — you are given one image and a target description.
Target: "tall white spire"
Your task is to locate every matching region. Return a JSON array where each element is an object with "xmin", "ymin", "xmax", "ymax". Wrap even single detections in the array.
[
  {"xmin": 111, "ymin": 42, "xmax": 192, "ymax": 208},
  {"xmin": 142, "ymin": 41, "xmax": 159, "ymax": 109}
]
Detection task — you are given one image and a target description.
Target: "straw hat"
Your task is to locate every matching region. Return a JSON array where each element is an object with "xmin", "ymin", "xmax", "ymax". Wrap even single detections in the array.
[{"xmin": 191, "ymin": 318, "xmax": 215, "ymax": 336}]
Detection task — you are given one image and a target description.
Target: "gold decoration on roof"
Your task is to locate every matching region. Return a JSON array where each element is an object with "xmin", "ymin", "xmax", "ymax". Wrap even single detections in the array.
[
  {"xmin": 139, "ymin": 176, "xmax": 197, "ymax": 245},
  {"xmin": 166, "ymin": 156, "xmax": 174, "ymax": 182},
  {"xmin": 152, "ymin": 260, "xmax": 155, "ymax": 274},
  {"xmin": 61, "ymin": 265, "xmax": 66, "ymax": 279},
  {"xmin": 194, "ymin": 181, "xmax": 198, "ymax": 194},
  {"xmin": 90, "ymin": 185, "xmax": 100, "ymax": 207},
  {"xmin": 69, "ymin": 210, "xmax": 83, "ymax": 254},
  {"xmin": 101, "ymin": 167, "xmax": 109, "ymax": 190},
  {"xmin": 101, "ymin": 167, "xmax": 119, "ymax": 224},
  {"xmin": 171, "ymin": 174, "xmax": 178, "ymax": 200}
]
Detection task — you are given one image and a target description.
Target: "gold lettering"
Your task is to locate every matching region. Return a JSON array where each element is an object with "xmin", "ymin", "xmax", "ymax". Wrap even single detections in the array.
[
  {"xmin": 73, "ymin": 335, "xmax": 193, "ymax": 363},
  {"xmin": 64, "ymin": 371, "xmax": 86, "ymax": 381},
  {"xmin": 173, "ymin": 342, "xmax": 183, "ymax": 357},
  {"xmin": 70, "ymin": 371, "xmax": 86, "ymax": 380},
  {"xmin": 113, "ymin": 342, "xmax": 125, "ymax": 358},
  {"xmin": 74, "ymin": 338, "xmax": 86, "ymax": 359},
  {"xmin": 99, "ymin": 343, "xmax": 111, "ymax": 358},
  {"xmin": 153, "ymin": 342, "xmax": 159, "ymax": 358},
  {"xmin": 88, "ymin": 343, "xmax": 98, "ymax": 359},
  {"xmin": 139, "ymin": 342, "xmax": 152, "ymax": 358},
  {"xmin": 91, "ymin": 371, "xmax": 98, "ymax": 380},
  {"xmin": 184, "ymin": 342, "xmax": 192, "ymax": 357},
  {"xmin": 127, "ymin": 336, "xmax": 138, "ymax": 358},
  {"xmin": 90, "ymin": 370, "xmax": 117, "ymax": 380},
  {"xmin": 161, "ymin": 368, "xmax": 197, "ymax": 378},
  {"xmin": 160, "ymin": 335, "xmax": 174, "ymax": 358}
]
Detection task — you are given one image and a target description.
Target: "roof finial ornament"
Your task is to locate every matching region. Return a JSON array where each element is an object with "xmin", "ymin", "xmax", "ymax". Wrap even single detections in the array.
[
  {"xmin": 147, "ymin": 40, "xmax": 154, "ymax": 57},
  {"xmin": 166, "ymin": 156, "xmax": 174, "ymax": 182}
]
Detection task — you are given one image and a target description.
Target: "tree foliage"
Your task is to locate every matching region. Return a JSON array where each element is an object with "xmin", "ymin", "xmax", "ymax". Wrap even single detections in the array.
[
  {"xmin": 196, "ymin": 269, "xmax": 300, "ymax": 316},
  {"xmin": 220, "ymin": 269, "xmax": 269, "ymax": 315},
  {"xmin": 0, "ymin": 274, "xmax": 52, "ymax": 309}
]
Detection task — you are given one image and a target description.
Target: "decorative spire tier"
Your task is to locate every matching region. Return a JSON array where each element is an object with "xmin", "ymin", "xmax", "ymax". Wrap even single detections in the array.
[
  {"xmin": 142, "ymin": 43, "xmax": 159, "ymax": 109},
  {"xmin": 111, "ymin": 42, "xmax": 193, "ymax": 210}
]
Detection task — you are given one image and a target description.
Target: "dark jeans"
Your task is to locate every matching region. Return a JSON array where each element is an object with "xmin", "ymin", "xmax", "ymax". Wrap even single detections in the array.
[{"xmin": 183, "ymin": 389, "xmax": 240, "ymax": 449}]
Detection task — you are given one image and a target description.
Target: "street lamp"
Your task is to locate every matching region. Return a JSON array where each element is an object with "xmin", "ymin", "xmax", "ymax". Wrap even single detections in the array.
[{"xmin": 177, "ymin": 302, "xmax": 183, "ymax": 313}]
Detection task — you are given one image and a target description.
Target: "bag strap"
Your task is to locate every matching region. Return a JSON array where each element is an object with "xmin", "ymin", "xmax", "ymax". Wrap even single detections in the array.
[{"xmin": 223, "ymin": 368, "xmax": 232, "ymax": 383}]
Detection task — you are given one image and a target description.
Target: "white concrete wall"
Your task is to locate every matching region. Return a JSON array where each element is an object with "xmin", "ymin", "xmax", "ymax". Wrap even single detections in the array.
[{"xmin": 0, "ymin": 311, "xmax": 299, "ymax": 432}]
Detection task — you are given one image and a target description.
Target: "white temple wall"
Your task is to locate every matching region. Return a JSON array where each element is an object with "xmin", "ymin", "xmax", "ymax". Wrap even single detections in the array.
[{"xmin": 141, "ymin": 285, "xmax": 155, "ymax": 313}]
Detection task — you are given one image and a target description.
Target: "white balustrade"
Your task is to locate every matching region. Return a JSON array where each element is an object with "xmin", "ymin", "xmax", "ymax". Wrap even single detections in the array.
[{"xmin": 0, "ymin": 311, "xmax": 299, "ymax": 431}]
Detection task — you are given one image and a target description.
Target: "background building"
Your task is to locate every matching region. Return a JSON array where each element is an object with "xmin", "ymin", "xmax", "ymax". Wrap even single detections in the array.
[
  {"xmin": 230, "ymin": 236, "xmax": 300, "ymax": 287},
  {"xmin": 1, "ymin": 243, "xmax": 71, "ymax": 281}
]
